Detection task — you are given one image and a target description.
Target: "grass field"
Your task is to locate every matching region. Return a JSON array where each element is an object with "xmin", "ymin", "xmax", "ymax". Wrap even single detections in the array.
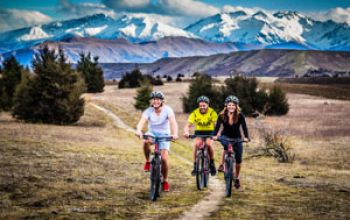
[{"xmin": 1, "ymin": 81, "xmax": 349, "ymax": 219}]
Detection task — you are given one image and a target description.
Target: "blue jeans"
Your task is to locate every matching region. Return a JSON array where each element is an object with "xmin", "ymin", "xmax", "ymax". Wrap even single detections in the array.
[{"xmin": 219, "ymin": 135, "xmax": 243, "ymax": 164}]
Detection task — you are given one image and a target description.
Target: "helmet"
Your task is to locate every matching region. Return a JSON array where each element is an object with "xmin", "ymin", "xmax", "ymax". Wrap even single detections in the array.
[
  {"xmin": 225, "ymin": 95, "xmax": 239, "ymax": 105},
  {"xmin": 150, "ymin": 91, "xmax": 164, "ymax": 100},
  {"xmin": 197, "ymin": 95, "xmax": 210, "ymax": 104}
]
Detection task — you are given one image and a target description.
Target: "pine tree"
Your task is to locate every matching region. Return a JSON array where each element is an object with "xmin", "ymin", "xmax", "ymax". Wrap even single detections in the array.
[
  {"xmin": 134, "ymin": 80, "xmax": 153, "ymax": 111},
  {"xmin": 12, "ymin": 46, "xmax": 85, "ymax": 124},
  {"xmin": 0, "ymin": 56, "xmax": 23, "ymax": 110},
  {"xmin": 182, "ymin": 74, "xmax": 222, "ymax": 113},
  {"xmin": 77, "ymin": 52, "xmax": 105, "ymax": 93},
  {"xmin": 266, "ymin": 86, "xmax": 289, "ymax": 115}
]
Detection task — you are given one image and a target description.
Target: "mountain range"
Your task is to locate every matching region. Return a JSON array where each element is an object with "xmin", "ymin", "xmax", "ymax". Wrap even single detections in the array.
[{"xmin": 0, "ymin": 9, "xmax": 350, "ymax": 77}]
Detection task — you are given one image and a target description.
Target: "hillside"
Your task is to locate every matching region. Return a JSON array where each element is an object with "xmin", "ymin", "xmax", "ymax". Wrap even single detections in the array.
[{"xmin": 101, "ymin": 49, "xmax": 350, "ymax": 79}]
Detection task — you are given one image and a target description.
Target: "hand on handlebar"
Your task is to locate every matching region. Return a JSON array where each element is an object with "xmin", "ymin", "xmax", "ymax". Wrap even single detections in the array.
[
  {"xmin": 172, "ymin": 134, "xmax": 179, "ymax": 140},
  {"xmin": 183, "ymin": 132, "xmax": 189, "ymax": 138},
  {"xmin": 135, "ymin": 130, "xmax": 143, "ymax": 139}
]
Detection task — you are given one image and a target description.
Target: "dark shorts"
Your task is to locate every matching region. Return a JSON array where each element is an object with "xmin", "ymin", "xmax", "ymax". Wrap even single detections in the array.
[
  {"xmin": 194, "ymin": 130, "xmax": 213, "ymax": 136},
  {"xmin": 219, "ymin": 135, "xmax": 243, "ymax": 164}
]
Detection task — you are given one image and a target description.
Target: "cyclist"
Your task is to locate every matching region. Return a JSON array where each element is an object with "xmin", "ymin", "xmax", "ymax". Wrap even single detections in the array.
[
  {"xmin": 213, "ymin": 95, "xmax": 250, "ymax": 189},
  {"xmin": 183, "ymin": 95, "xmax": 218, "ymax": 176},
  {"xmin": 135, "ymin": 91, "xmax": 179, "ymax": 192}
]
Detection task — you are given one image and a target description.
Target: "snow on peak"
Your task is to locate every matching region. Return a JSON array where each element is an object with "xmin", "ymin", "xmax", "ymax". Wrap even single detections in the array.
[{"xmin": 18, "ymin": 26, "xmax": 51, "ymax": 41}]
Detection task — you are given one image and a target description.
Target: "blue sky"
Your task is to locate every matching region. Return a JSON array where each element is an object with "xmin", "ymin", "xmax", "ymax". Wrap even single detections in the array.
[{"xmin": 1, "ymin": 0, "xmax": 350, "ymax": 32}]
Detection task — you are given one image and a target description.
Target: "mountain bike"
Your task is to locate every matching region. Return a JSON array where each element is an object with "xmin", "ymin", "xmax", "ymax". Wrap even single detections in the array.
[
  {"xmin": 216, "ymin": 136, "xmax": 244, "ymax": 197},
  {"xmin": 143, "ymin": 134, "xmax": 173, "ymax": 201},
  {"xmin": 188, "ymin": 135, "xmax": 212, "ymax": 190}
]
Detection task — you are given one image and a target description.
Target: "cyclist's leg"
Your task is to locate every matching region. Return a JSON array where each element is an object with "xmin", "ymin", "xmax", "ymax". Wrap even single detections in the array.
[
  {"xmin": 158, "ymin": 138, "xmax": 170, "ymax": 191},
  {"xmin": 234, "ymin": 142, "xmax": 243, "ymax": 178},
  {"xmin": 206, "ymin": 138, "xmax": 214, "ymax": 160},
  {"xmin": 160, "ymin": 149, "xmax": 169, "ymax": 181},
  {"xmin": 206, "ymin": 139, "xmax": 216, "ymax": 175},
  {"xmin": 143, "ymin": 141, "xmax": 151, "ymax": 161}
]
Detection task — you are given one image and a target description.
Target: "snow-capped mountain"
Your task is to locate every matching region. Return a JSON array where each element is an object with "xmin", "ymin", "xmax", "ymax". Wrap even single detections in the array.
[
  {"xmin": 0, "ymin": 14, "xmax": 195, "ymax": 53},
  {"xmin": 185, "ymin": 9, "xmax": 350, "ymax": 50}
]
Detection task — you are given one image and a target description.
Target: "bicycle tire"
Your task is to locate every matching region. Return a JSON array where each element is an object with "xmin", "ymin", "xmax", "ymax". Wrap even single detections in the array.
[
  {"xmin": 150, "ymin": 156, "xmax": 161, "ymax": 201},
  {"xmin": 225, "ymin": 156, "xmax": 234, "ymax": 197},
  {"xmin": 203, "ymin": 148, "xmax": 210, "ymax": 188},
  {"xmin": 196, "ymin": 151, "xmax": 204, "ymax": 190}
]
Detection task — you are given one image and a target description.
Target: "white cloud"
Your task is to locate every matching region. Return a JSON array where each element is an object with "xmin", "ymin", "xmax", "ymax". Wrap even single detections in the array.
[
  {"xmin": 0, "ymin": 9, "xmax": 52, "ymax": 33},
  {"xmin": 305, "ymin": 7, "xmax": 350, "ymax": 25},
  {"xmin": 103, "ymin": 0, "xmax": 219, "ymax": 17},
  {"xmin": 158, "ymin": 0, "xmax": 220, "ymax": 17},
  {"xmin": 222, "ymin": 5, "xmax": 274, "ymax": 15},
  {"xmin": 58, "ymin": 0, "xmax": 117, "ymax": 19}
]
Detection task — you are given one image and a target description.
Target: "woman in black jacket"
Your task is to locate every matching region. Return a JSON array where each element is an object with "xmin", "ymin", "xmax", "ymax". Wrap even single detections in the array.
[{"xmin": 213, "ymin": 95, "xmax": 250, "ymax": 189}]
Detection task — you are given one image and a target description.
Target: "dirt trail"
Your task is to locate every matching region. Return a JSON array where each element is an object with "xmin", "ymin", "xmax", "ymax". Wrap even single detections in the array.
[{"xmin": 91, "ymin": 103, "xmax": 225, "ymax": 220}]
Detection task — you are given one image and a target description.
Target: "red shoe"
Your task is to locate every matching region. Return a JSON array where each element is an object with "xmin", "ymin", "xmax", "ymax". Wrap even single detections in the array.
[
  {"xmin": 162, "ymin": 181, "xmax": 170, "ymax": 192},
  {"xmin": 144, "ymin": 161, "xmax": 150, "ymax": 172}
]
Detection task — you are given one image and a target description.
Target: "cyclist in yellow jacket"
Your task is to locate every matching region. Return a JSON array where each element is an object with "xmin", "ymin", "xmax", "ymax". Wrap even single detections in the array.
[{"xmin": 183, "ymin": 96, "xmax": 218, "ymax": 176}]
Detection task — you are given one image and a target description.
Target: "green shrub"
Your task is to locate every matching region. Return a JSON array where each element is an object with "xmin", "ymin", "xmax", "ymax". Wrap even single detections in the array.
[
  {"xmin": 134, "ymin": 80, "xmax": 153, "ymax": 111},
  {"xmin": 182, "ymin": 74, "xmax": 222, "ymax": 113},
  {"xmin": 77, "ymin": 52, "xmax": 104, "ymax": 93},
  {"xmin": 266, "ymin": 85, "xmax": 289, "ymax": 115},
  {"xmin": 0, "ymin": 56, "xmax": 23, "ymax": 110}
]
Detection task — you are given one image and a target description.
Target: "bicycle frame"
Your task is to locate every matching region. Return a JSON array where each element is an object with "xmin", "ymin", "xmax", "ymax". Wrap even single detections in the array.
[
  {"xmin": 143, "ymin": 134, "xmax": 172, "ymax": 201},
  {"xmin": 188, "ymin": 135, "xmax": 212, "ymax": 190},
  {"xmin": 216, "ymin": 136, "xmax": 243, "ymax": 197}
]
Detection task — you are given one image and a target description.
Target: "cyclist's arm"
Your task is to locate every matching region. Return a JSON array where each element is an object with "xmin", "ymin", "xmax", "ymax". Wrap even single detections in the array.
[
  {"xmin": 240, "ymin": 114, "xmax": 250, "ymax": 142},
  {"xmin": 213, "ymin": 116, "xmax": 222, "ymax": 137},
  {"xmin": 183, "ymin": 122, "xmax": 193, "ymax": 137},
  {"xmin": 169, "ymin": 115, "xmax": 178, "ymax": 139},
  {"xmin": 136, "ymin": 117, "xmax": 147, "ymax": 137}
]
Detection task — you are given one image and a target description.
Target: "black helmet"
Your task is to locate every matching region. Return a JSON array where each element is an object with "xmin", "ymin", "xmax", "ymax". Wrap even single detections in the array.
[
  {"xmin": 150, "ymin": 91, "xmax": 164, "ymax": 100},
  {"xmin": 225, "ymin": 95, "xmax": 239, "ymax": 105},
  {"xmin": 197, "ymin": 95, "xmax": 210, "ymax": 104}
]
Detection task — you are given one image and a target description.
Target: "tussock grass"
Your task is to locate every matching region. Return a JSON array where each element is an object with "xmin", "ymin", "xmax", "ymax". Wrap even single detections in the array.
[{"xmin": 0, "ymin": 104, "xmax": 205, "ymax": 220}]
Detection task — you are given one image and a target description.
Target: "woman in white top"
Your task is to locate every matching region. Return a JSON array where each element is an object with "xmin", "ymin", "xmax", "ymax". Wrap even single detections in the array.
[{"xmin": 136, "ymin": 91, "xmax": 178, "ymax": 192}]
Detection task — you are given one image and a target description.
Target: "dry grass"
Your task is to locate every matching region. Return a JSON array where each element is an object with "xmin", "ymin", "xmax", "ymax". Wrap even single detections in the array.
[
  {"xmin": 1, "ymin": 82, "xmax": 349, "ymax": 219},
  {"xmin": 261, "ymin": 82, "xmax": 350, "ymax": 101},
  {"xmin": 0, "ymin": 104, "xmax": 205, "ymax": 220}
]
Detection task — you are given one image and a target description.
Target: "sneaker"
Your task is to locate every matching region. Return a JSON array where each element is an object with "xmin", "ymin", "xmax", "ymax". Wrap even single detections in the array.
[
  {"xmin": 191, "ymin": 163, "xmax": 196, "ymax": 176},
  {"xmin": 217, "ymin": 164, "xmax": 224, "ymax": 172},
  {"xmin": 143, "ymin": 161, "xmax": 150, "ymax": 172},
  {"xmin": 234, "ymin": 178, "xmax": 240, "ymax": 189},
  {"xmin": 162, "ymin": 181, "xmax": 170, "ymax": 192},
  {"xmin": 210, "ymin": 162, "xmax": 217, "ymax": 176}
]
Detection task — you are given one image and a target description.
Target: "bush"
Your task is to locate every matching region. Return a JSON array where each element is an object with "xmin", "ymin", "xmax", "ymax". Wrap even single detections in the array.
[
  {"xmin": 77, "ymin": 52, "xmax": 104, "ymax": 93},
  {"xmin": 224, "ymin": 77, "xmax": 268, "ymax": 115},
  {"xmin": 166, "ymin": 75, "xmax": 173, "ymax": 82},
  {"xmin": 118, "ymin": 69, "xmax": 163, "ymax": 88},
  {"xmin": 0, "ymin": 55, "xmax": 23, "ymax": 110},
  {"xmin": 12, "ymin": 46, "xmax": 85, "ymax": 125},
  {"xmin": 182, "ymin": 74, "xmax": 222, "ymax": 113},
  {"xmin": 134, "ymin": 80, "xmax": 153, "ymax": 111},
  {"xmin": 182, "ymin": 75, "xmax": 289, "ymax": 116},
  {"xmin": 118, "ymin": 69, "xmax": 143, "ymax": 88},
  {"xmin": 145, "ymin": 75, "xmax": 163, "ymax": 86},
  {"xmin": 266, "ymin": 86, "xmax": 289, "ymax": 115},
  {"xmin": 263, "ymin": 130, "xmax": 295, "ymax": 163}
]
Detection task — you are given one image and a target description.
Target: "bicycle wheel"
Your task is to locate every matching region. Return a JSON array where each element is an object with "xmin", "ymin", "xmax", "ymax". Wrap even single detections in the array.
[
  {"xmin": 203, "ymin": 149, "xmax": 210, "ymax": 188},
  {"xmin": 150, "ymin": 156, "xmax": 161, "ymax": 201},
  {"xmin": 224, "ymin": 156, "xmax": 234, "ymax": 197},
  {"xmin": 196, "ymin": 151, "xmax": 204, "ymax": 190}
]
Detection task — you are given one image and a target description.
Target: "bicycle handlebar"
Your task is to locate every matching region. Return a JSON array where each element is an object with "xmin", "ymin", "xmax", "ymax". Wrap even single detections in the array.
[
  {"xmin": 142, "ymin": 134, "xmax": 173, "ymax": 142},
  {"xmin": 215, "ymin": 136, "xmax": 245, "ymax": 143},
  {"xmin": 187, "ymin": 134, "xmax": 213, "ymax": 139}
]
